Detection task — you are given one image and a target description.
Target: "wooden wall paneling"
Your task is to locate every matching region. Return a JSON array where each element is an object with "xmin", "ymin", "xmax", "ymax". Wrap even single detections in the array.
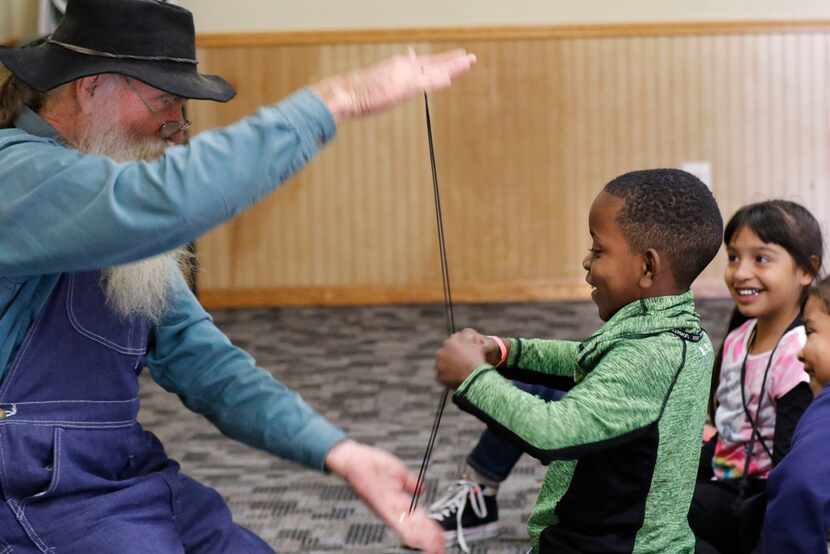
[
  {"xmin": 194, "ymin": 21, "xmax": 830, "ymax": 49},
  {"xmin": 429, "ymin": 39, "xmax": 570, "ymax": 290},
  {"xmin": 190, "ymin": 26, "xmax": 830, "ymax": 308},
  {"xmin": 700, "ymin": 33, "xmax": 732, "ymax": 289},
  {"xmin": 787, "ymin": 33, "xmax": 804, "ymax": 196},
  {"xmin": 560, "ymin": 38, "xmax": 579, "ymax": 277},
  {"xmin": 192, "ymin": 45, "xmax": 325, "ymax": 292},
  {"xmin": 809, "ymin": 34, "xmax": 830, "ymax": 266},
  {"xmin": 814, "ymin": 34, "xmax": 830, "ymax": 249}
]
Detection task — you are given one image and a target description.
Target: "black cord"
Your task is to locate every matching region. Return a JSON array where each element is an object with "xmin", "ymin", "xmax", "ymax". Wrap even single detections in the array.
[
  {"xmin": 738, "ymin": 330, "xmax": 776, "ymax": 476},
  {"xmin": 409, "ymin": 93, "xmax": 456, "ymax": 514},
  {"xmin": 736, "ymin": 317, "xmax": 799, "ymax": 498},
  {"xmin": 424, "ymin": 93, "xmax": 455, "ymax": 336}
]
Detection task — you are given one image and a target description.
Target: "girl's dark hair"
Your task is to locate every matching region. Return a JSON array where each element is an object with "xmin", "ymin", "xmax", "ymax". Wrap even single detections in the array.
[{"xmin": 708, "ymin": 200, "xmax": 823, "ymax": 421}]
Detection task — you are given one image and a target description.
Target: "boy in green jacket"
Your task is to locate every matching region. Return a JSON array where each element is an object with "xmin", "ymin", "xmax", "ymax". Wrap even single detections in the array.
[{"xmin": 435, "ymin": 169, "xmax": 723, "ymax": 553}]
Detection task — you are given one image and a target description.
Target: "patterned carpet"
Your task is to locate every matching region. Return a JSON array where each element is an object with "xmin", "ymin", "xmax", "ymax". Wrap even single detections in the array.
[{"xmin": 137, "ymin": 298, "xmax": 735, "ymax": 553}]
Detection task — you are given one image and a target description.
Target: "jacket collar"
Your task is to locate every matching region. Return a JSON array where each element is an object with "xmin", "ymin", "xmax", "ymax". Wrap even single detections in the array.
[
  {"xmin": 577, "ymin": 291, "xmax": 701, "ymax": 372},
  {"xmin": 14, "ymin": 105, "xmax": 63, "ymax": 142}
]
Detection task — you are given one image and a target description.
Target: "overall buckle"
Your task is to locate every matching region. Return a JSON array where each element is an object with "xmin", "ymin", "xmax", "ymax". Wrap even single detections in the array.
[{"xmin": 0, "ymin": 404, "xmax": 17, "ymax": 420}]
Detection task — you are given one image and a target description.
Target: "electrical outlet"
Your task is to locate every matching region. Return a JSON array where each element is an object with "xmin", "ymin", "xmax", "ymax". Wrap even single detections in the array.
[{"xmin": 680, "ymin": 161, "xmax": 712, "ymax": 190}]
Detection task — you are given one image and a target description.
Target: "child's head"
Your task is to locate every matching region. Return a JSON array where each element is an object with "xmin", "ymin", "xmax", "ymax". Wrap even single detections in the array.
[
  {"xmin": 800, "ymin": 276, "xmax": 830, "ymax": 394},
  {"xmin": 584, "ymin": 168, "xmax": 723, "ymax": 320},
  {"xmin": 723, "ymin": 200, "xmax": 822, "ymax": 322}
]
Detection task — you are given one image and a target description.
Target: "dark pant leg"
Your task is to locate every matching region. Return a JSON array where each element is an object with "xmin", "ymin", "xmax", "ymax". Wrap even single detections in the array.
[
  {"xmin": 167, "ymin": 472, "xmax": 276, "ymax": 554},
  {"xmin": 688, "ymin": 480, "xmax": 742, "ymax": 554},
  {"xmin": 466, "ymin": 382, "xmax": 565, "ymax": 483},
  {"xmin": 695, "ymin": 538, "xmax": 722, "ymax": 554},
  {"xmin": 736, "ymin": 479, "xmax": 767, "ymax": 554},
  {"xmin": 0, "ymin": 498, "xmax": 41, "ymax": 553},
  {"xmin": 30, "ymin": 474, "xmax": 187, "ymax": 554}
]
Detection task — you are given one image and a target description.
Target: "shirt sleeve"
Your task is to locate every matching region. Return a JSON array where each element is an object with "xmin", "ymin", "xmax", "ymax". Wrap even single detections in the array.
[
  {"xmin": 454, "ymin": 339, "xmax": 682, "ymax": 463},
  {"xmin": 145, "ymin": 271, "xmax": 346, "ymax": 471},
  {"xmin": 770, "ymin": 329, "xmax": 809, "ymax": 400},
  {"xmin": 772, "ymin": 382, "xmax": 812, "ymax": 465},
  {"xmin": 505, "ymin": 338, "xmax": 581, "ymax": 377},
  {"xmin": 0, "ymin": 89, "xmax": 335, "ymax": 277}
]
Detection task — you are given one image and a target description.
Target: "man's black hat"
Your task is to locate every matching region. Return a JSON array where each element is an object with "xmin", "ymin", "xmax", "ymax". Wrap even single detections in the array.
[{"xmin": 0, "ymin": 0, "xmax": 235, "ymax": 102}]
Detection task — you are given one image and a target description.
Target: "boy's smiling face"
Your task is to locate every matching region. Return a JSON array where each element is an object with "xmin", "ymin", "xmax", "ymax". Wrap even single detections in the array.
[{"xmin": 583, "ymin": 192, "xmax": 648, "ymax": 321}]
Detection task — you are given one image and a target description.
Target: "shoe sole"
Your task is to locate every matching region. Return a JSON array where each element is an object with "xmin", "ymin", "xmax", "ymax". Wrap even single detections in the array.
[{"xmin": 443, "ymin": 522, "xmax": 499, "ymax": 546}]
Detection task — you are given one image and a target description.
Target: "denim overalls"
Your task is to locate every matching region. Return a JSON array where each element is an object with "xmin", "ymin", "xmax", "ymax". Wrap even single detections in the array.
[{"xmin": 0, "ymin": 272, "xmax": 274, "ymax": 553}]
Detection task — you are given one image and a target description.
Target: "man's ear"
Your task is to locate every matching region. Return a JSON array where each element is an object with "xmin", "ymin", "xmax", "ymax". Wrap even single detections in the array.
[
  {"xmin": 74, "ymin": 76, "xmax": 101, "ymax": 114},
  {"xmin": 639, "ymin": 248, "xmax": 661, "ymax": 289}
]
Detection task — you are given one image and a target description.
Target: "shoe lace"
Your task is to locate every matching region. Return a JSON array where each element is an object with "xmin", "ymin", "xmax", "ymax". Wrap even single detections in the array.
[{"xmin": 428, "ymin": 480, "xmax": 488, "ymax": 553}]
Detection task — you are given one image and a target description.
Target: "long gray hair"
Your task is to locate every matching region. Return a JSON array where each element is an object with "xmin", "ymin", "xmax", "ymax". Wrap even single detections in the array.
[{"xmin": 0, "ymin": 71, "xmax": 48, "ymax": 128}]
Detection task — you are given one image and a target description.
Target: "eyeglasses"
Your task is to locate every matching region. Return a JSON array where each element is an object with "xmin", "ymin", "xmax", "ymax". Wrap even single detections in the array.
[{"xmin": 122, "ymin": 76, "xmax": 191, "ymax": 141}]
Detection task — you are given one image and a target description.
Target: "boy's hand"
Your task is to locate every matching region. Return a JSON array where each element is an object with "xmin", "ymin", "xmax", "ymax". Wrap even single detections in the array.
[{"xmin": 435, "ymin": 328, "xmax": 490, "ymax": 389}]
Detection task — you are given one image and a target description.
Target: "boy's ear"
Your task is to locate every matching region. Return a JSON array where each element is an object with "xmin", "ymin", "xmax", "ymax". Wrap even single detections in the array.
[{"xmin": 639, "ymin": 249, "xmax": 660, "ymax": 289}]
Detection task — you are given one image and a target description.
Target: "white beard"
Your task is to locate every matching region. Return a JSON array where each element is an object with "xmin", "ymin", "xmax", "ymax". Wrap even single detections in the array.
[
  {"xmin": 75, "ymin": 103, "xmax": 186, "ymax": 322},
  {"xmin": 75, "ymin": 108, "xmax": 168, "ymax": 163},
  {"xmin": 100, "ymin": 249, "xmax": 191, "ymax": 323}
]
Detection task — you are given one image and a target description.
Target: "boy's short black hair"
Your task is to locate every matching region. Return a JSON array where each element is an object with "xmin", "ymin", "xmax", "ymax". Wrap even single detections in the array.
[{"xmin": 604, "ymin": 169, "xmax": 723, "ymax": 289}]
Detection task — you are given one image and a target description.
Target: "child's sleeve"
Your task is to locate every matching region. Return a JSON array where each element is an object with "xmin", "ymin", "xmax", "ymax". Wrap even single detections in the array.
[
  {"xmin": 454, "ymin": 339, "xmax": 681, "ymax": 463},
  {"xmin": 770, "ymin": 331, "xmax": 812, "ymax": 464},
  {"xmin": 505, "ymin": 338, "xmax": 581, "ymax": 376},
  {"xmin": 770, "ymin": 332, "xmax": 810, "ymax": 400}
]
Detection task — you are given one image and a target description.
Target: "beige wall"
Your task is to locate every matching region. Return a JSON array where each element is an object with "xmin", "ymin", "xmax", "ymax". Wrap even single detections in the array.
[
  {"xmin": 179, "ymin": 0, "xmax": 830, "ymax": 33},
  {"xmin": 190, "ymin": 26, "xmax": 830, "ymax": 308},
  {"xmin": 1, "ymin": 0, "xmax": 38, "ymax": 43},
  {"xmin": 5, "ymin": 2, "xmax": 830, "ymax": 40}
]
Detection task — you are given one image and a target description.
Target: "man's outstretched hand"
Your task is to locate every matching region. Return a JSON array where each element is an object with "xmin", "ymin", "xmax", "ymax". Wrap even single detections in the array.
[
  {"xmin": 312, "ymin": 49, "xmax": 476, "ymax": 122},
  {"xmin": 325, "ymin": 439, "xmax": 445, "ymax": 553}
]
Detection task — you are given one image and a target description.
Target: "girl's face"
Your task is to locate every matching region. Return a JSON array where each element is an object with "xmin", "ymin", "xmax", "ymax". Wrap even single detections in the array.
[
  {"xmin": 799, "ymin": 295, "xmax": 830, "ymax": 395},
  {"xmin": 724, "ymin": 226, "xmax": 813, "ymax": 322}
]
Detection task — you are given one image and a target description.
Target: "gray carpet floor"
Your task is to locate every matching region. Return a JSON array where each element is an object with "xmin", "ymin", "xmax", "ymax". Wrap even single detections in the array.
[{"xmin": 137, "ymin": 299, "xmax": 735, "ymax": 553}]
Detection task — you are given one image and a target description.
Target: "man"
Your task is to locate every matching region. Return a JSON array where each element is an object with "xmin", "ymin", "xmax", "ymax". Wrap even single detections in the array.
[{"xmin": 0, "ymin": 0, "xmax": 475, "ymax": 552}]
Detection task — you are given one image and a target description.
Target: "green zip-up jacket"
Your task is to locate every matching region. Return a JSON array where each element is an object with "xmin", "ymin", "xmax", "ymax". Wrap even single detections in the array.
[{"xmin": 453, "ymin": 292, "xmax": 713, "ymax": 553}]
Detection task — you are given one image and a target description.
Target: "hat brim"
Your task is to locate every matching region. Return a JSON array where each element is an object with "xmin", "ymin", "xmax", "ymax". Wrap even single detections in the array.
[{"xmin": 0, "ymin": 42, "xmax": 235, "ymax": 102}]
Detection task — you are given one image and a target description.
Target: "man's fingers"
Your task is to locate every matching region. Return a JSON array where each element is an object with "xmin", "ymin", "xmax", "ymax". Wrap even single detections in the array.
[
  {"xmin": 337, "ymin": 445, "xmax": 446, "ymax": 554},
  {"xmin": 418, "ymin": 48, "xmax": 474, "ymax": 66},
  {"xmin": 419, "ymin": 61, "xmax": 475, "ymax": 88},
  {"xmin": 422, "ymin": 52, "xmax": 476, "ymax": 76},
  {"xmin": 438, "ymin": 53, "xmax": 477, "ymax": 76},
  {"xmin": 397, "ymin": 510, "xmax": 446, "ymax": 554},
  {"xmin": 316, "ymin": 48, "xmax": 475, "ymax": 120},
  {"xmin": 402, "ymin": 469, "xmax": 421, "ymax": 494},
  {"xmin": 411, "ymin": 49, "xmax": 476, "ymax": 90}
]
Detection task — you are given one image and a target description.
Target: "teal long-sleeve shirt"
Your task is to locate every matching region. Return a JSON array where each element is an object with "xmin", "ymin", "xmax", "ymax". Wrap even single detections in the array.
[{"xmin": 0, "ymin": 90, "xmax": 346, "ymax": 470}]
